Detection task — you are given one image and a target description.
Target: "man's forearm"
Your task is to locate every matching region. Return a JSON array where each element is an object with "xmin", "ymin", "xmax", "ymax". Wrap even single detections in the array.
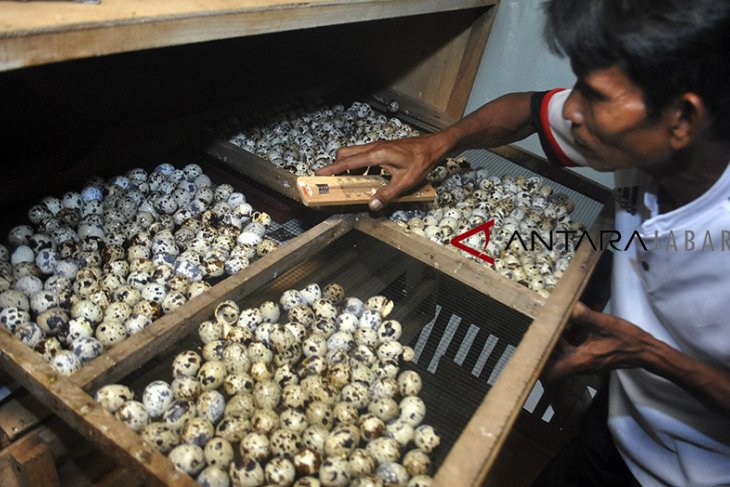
[
  {"xmin": 433, "ymin": 91, "xmax": 538, "ymax": 156},
  {"xmin": 643, "ymin": 336, "xmax": 730, "ymax": 417}
]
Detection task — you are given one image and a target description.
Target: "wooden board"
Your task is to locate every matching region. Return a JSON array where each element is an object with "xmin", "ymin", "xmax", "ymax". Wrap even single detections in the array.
[
  {"xmin": 434, "ymin": 202, "xmax": 613, "ymax": 486},
  {"xmin": 0, "ymin": 0, "xmax": 495, "ymax": 72},
  {"xmin": 297, "ymin": 176, "xmax": 436, "ymax": 207}
]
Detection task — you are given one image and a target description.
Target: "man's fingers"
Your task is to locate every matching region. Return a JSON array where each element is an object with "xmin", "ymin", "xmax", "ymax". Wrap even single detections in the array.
[
  {"xmin": 315, "ymin": 151, "xmax": 374, "ymax": 176},
  {"xmin": 368, "ymin": 178, "xmax": 413, "ymax": 212}
]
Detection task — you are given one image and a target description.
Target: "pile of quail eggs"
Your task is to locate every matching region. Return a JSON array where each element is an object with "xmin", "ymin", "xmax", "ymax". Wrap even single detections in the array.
[
  {"xmin": 228, "ymin": 101, "xmax": 420, "ymax": 176},
  {"xmin": 0, "ymin": 163, "xmax": 283, "ymax": 376},
  {"xmin": 96, "ymin": 282, "xmax": 439, "ymax": 487},
  {"xmin": 390, "ymin": 157, "xmax": 582, "ymax": 297}
]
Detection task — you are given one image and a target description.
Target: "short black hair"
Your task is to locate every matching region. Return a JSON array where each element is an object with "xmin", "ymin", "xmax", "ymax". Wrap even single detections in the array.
[{"xmin": 544, "ymin": 0, "xmax": 730, "ymax": 138}]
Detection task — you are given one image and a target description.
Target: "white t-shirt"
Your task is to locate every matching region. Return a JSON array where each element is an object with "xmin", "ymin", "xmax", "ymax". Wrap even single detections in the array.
[{"xmin": 535, "ymin": 88, "xmax": 730, "ymax": 486}]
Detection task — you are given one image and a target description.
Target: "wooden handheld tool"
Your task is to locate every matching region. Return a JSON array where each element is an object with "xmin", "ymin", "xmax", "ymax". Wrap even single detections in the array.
[{"xmin": 296, "ymin": 175, "xmax": 436, "ymax": 207}]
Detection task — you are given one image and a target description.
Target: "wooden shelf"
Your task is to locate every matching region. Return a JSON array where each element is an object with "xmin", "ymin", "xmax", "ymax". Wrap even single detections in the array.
[{"xmin": 0, "ymin": 0, "xmax": 495, "ymax": 72}]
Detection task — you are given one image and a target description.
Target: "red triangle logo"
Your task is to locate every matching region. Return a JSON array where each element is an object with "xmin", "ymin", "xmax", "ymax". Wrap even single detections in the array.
[{"xmin": 450, "ymin": 220, "xmax": 495, "ymax": 264}]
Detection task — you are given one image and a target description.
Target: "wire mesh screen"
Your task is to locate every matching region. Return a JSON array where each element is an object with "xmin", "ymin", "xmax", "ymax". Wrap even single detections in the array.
[
  {"xmin": 119, "ymin": 229, "xmax": 533, "ymax": 474},
  {"xmin": 234, "ymin": 230, "xmax": 532, "ymax": 469}
]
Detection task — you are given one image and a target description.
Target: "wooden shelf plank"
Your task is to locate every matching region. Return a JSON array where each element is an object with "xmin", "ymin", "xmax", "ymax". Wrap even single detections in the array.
[
  {"xmin": 353, "ymin": 216, "xmax": 546, "ymax": 319},
  {"xmin": 0, "ymin": 0, "xmax": 495, "ymax": 72}
]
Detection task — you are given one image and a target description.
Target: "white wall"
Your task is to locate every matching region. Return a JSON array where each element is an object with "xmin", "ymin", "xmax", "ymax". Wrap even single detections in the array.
[{"xmin": 467, "ymin": 0, "xmax": 614, "ymax": 188}]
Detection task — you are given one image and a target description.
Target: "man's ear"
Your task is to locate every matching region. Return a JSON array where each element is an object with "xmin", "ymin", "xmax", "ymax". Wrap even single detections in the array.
[{"xmin": 669, "ymin": 93, "xmax": 705, "ymax": 150}]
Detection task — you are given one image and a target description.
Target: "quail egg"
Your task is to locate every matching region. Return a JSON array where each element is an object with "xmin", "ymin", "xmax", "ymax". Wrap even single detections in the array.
[
  {"xmin": 319, "ymin": 456, "xmax": 351, "ymax": 487},
  {"xmin": 142, "ymin": 380, "xmax": 175, "ymax": 419},
  {"xmin": 414, "ymin": 425, "xmax": 440, "ymax": 453},
  {"xmin": 168, "ymin": 443, "xmax": 205, "ymax": 476},
  {"xmin": 115, "ymin": 400, "xmax": 149, "ymax": 432},
  {"xmin": 141, "ymin": 422, "xmax": 180, "ymax": 453},
  {"xmin": 239, "ymin": 432, "xmax": 270, "ymax": 462},
  {"xmin": 197, "ymin": 465, "xmax": 231, "ymax": 487},
  {"xmin": 95, "ymin": 384, "xmax": 135, "ymax": 413}
]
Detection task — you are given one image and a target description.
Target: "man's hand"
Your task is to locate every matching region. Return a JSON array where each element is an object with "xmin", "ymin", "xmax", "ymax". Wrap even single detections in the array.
[
  {"xmin": 544, "ymin": 302, "xmax": 651, "ymax": 382},
  {"xmin": 315, "ymin": 134, "xmax": 447, "ymax": 211}
]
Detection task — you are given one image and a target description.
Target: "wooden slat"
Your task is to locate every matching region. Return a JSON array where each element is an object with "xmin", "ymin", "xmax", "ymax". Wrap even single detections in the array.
[
  {"xmin": 0, "ymin": 392, "xmax": 48, "ymax": 447},
  {"xmin": 206, "ymin": 140, "xmax": 300, "ymax": 202},
  {"xmin": 434, "ymin": 202, "xmax": 614, "ymax": 486},
  {"xmin": 73, "ymin": 213, "xmax": 355, "ymax": 392},
  {"xmin": 0, "ymin": 329, "xmax": 197, "ymax": 487},
  {"xmin": 445, "ymin": 5, "xmax": 498, "ymax": 119},
  {"xmin": 0, "ymin": 434, "xmax": 59, "ymax": 487},
  {"xmin": 0, "ymin": 0, "xmax": 495, "ymax": 72},
  {"xmin": 353, "ymin": 216, "xmax": 545, "ymax": 319}
]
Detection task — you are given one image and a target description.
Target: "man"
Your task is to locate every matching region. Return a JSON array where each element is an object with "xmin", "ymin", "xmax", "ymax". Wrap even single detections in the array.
[{"xmin": 317, "ymin": 1, "xmax": 730, "ymax": 485}]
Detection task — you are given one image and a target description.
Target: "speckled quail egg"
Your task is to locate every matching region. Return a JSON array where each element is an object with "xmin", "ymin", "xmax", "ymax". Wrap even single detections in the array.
[
  {"xmin": 341, "ymin": 382, "xmax": 370, "ymax": 410},
  {"xmin": 199, "ymin": 319, "xmax": 224, "ymax": 344},
  {"xmin": 239, "ymin": 432, "xmax": 270, "ymax": 462},
  {"xmin": 377, "ymin": 341, "xmax": 404, "ymax": 362},
  {"xmin": 223, "ymin": 373, "xmax": 254, "ymax": 397},
  {"xmin": 377, "ymin": 320, "xmax": 403, "ymax": 341},
  {"xmin": 225, "ymin": 393, "xmax": 256, "ymax": 419},
  {"xmin": 414, "ymin": 425, "xmax": 440, "ymax": 453},
  {"xmin": 331, "ymin": 401, "xmax": 358, "ymax": 426},
  {"xmin": 399, "ymin": 397, "xmax": 426, "ymax": 427},
  {"xmin": 402, "ymin": 449, "xmax": 431, "ymax": 477},
  {"xmin": 302, "ymin": 333, "xmax": 328, "ymax": 358},
  {"xmin": 280, "ymin": 289, "xmax": 305, "ymax": 311},
  {"xmin": 312, "ymin": 318, "xmax": 337, "ymax": 338},
  {"xmin": 198, "ymin": 360, "xmax": 227, "ymax": 391},
  {"xmin": 270, "ymin": 427, "xmax": 302, "ymax": 458},
  {"xmin": 368, "ymin": 398, "xmax": 400, "ymax": 423},
  {"xmin": 366, "ymin": 296, "xmax": 394, "ymax": 317},
  {"xmin": 168, "ymin": 443, "xmax": 205, "ymax": 476},
  {"xmin": 252, "ymin": 379, "xmax": 281, "ymax": 410},
  {"xmin": 327, "ymin": 331, "xmax": 355, "ymax": 353},
  {"xmin": 288, "ymin": 305, "xmax": 315, "ymax": 327},
  {"xmin": 265, "ymin": 456, "xmax": 297, "ymax": 485},
  {"xmin": 14, "ymin": 322, "xmax": 45, "ymax": 348},
  {"xmin": 376, "ymin": 462, "xmax": 409, "ymax": 486},
  {"xmin": 215, "ymin": 416, "xmax": 251, "ymax": 444},
  {"xmin": 358, "ymin": 309, "xmax": 382, "ymax": 330},
  {"xmin": 180, "ymin": 417, "xmax": 215, "ymax": 447},
  {"xmin": 229, "ymin": 457, "xmax": 265, "ymax": 487},
  {"xmin": 305, "ymin": 401, "xmax": 333, "ymax": 431},
  {"xmin": 237, "ymin": 307, "xmax": 263, "ymax": 329},
  {"xmin": 249, "ymin": 361, "xmax": 272, "ymax": 382},
  {"xmin": 1, "ymin": 306, "xmax": 32, "ymax": 333},
  {"xmin": 142, "ymin": 380, "xmax": 174, "ymax": 419},
  {"xmin": 322, "ymin": 283, "xmax": 345, "ymax": 304},
  {"xmin": 172, "ymin": 350, "xmax": 202, "ymax": 378},
  {"xmin": 256, "ymin": 300, "xmax": 279, "ymax": 324},
  {"xmin": 193, "ymin": 389, "xmax": 224, "ymax": 425},
  {"xmin": 50, "ymin": 350, "xmax": 82, "ymax": 375},
  {"xmin": 251, "ymin": 408, "xmax": 280, "ymax": 435},
  {"xmin": 281, "ymin": 384, "xmax": 306, "ymax": 410},
  {"xmin": 172, "ymin": 376, "xmax": 201, "ymax": 401},
  {"xmin": 221, "ymin": 342, "xmax": 250, "ymax": 374},
  {"xmin": 163, "ymin": 399, "xmax": 197, "ymax": 432},
  {"xmin": 279, "ymin": 408, "xmax": 308, "ymax": 435},
  {"xmin": 197, "ymin": 465, "xmax": 231, "ymax": 487},
  {"xmin": 349, "ymin": 448, "xmax": 377, "ymax": 477},
  {"xmin": 319, "ymin": 456, "xmax": 351, "ymax": 487},
  {"xmin": 397, "ymin": 371, "xmax": 422, "ymax": 397},
  {"xmin": 367, "ymin": 437, "xmax": 401, "ymax": 465},
  {"xmin": 115, "ymin": 400, "xmax": 149, "ymax": 432},
  {"xmin": 35, "ymin": 337, "xmax": 63, "ymax": 362},
  {"xmin": 336, "ymin": 313, "xmax": 360, "ymax": 333},
  {"xmin": 141, "ymin": 422, "xmax": 179, "ymax": 453},
  {"xmin": 370, "ymin": 377, "xmax": 399, "ymax": 401},
  {"xmin": 298, "ymin": 283, "xmax": 322, "ymax": 306},
  {"xmin": 223, "ymin": 325, "xmax": 253, "ymax": 344},
  {"xmin": 71, "ymin": 336, "xmax": 104, "ymax": 362},
  {"xmin": 248, "ymin": 342, "xmax": 273, "ymax": 363},
  {"xmin": 95, "ymin": 384, "xmax": 134, "ymax": 413},
  {"xmin": 324, "ymin": 425, "xmax": 358, "ymax": 458},
  {"xmin": 202, "ymin": 437, "xmax": 235, "ymax": 469},
  {"xmin": 95, "ymin": 319, "xmax": 127, "ymax": 348},
  {"xmin": 373, "ymin": 360, "xmax": 400, "ymax": 381},
  {"xmin": 386, "ymin": 419, "xmax": 415, "ymax": 447}
]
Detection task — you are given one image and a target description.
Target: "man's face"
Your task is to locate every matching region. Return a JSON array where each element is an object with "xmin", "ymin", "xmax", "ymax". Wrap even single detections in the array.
[{"xmin": 563, "ymin": 65, "xmax": 675, "ymax": 174}]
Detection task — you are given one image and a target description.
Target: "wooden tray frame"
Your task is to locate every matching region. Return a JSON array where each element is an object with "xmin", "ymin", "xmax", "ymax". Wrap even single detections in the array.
[{"xmin": 0, "ymin": 189, "xmax": 610, "ymax": 485}]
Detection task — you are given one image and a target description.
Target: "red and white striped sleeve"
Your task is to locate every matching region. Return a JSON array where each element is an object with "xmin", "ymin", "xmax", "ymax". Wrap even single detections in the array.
[{"xmin": 530, "ymin": 88, "xmax": 587, "ymax": 167}]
